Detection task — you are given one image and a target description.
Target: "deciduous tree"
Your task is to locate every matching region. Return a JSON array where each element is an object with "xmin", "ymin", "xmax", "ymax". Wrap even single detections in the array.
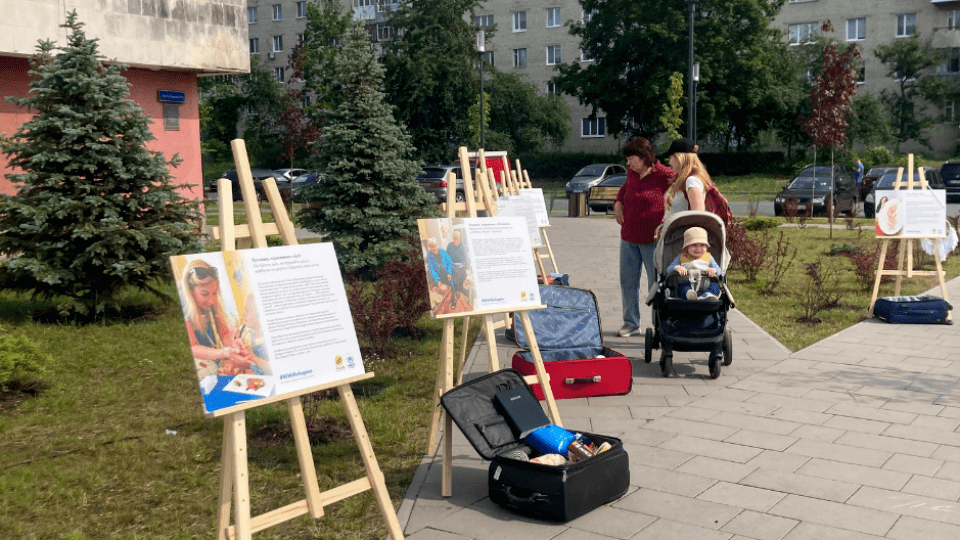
[{"xmin": 874, "ymin": 35, "xmax": 947, "ymax": 151}]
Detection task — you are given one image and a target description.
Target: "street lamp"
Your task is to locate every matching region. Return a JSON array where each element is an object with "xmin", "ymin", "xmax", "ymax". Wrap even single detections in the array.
[
  {"xmin": 686, "ymin": 0, "xmax": 696, "ymax": 140},
  {"xmin": 692, "ymin": 62, "xmax": 700, "ymax": 146},
  {"xmin": 475, "ymin": 29, "xmax": 485, "ymax": 150}
]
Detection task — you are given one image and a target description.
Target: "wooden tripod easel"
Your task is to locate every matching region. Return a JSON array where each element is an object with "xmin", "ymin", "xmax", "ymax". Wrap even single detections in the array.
[
  {"xmin": 425, "ymin": 146, "xmax": 562, "ymax": 498},
  {"xmin": 867, "ymin": 154, "xmax": 951, "ymax": 320},
  {"xmin": 207, "ymin": 139, "xmax": 403, "ymax": 540}
]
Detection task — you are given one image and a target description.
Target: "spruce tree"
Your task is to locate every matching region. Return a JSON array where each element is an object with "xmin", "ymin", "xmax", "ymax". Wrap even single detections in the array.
[
  {"xmin": 297, "ymin": 22, "xmax": 437, "ymax": 274},
  {"xmin": 0, "ymin": 12, "xmax": 201, "ymax": 316}
]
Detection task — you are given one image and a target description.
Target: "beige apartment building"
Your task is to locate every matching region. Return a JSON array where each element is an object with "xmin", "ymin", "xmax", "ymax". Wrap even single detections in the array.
[
  {"xmin": 247, "ymin": 0, "xmax": 960, "ymax": 158},
  {"xmin": 774, "ymin": 0, "xmax": 960, "ymax": 157}
]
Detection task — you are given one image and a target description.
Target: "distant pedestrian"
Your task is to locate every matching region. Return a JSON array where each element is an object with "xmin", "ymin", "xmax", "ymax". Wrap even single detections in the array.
[
  {"xmin": 854, "ymin": 159, "xmax": 864, "ymax": 189},
  {"xmin": 614, "ymin": 137, "xmax": 674, "ymax": 337}
]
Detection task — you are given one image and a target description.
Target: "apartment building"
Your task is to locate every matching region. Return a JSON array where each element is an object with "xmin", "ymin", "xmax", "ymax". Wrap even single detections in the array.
[
  {"xmin": 774, "ymin": 0, "xmax": 960, "ymax": 157},
  {"xmin": 0, "ymin": 1, "xmax": 249, "ymax": 199},
  {"xmin": 247, "ymin": 0, "xmax": 625, "ymax": 154}
]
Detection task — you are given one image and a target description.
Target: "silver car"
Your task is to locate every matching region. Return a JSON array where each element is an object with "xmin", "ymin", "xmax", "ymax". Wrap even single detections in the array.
[
  {"xmin": 565, "ymin": 164, "xmax": 627, "ymax": 197},
  {"xmin": 418, "ymin": 165, "xmax": 465, "ymax": 203}
]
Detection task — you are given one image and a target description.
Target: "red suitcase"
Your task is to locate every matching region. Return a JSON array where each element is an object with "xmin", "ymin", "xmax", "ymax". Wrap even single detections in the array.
[{"xmin": 512, "ymin": 286, "xmax": 632, "ymax": 400}]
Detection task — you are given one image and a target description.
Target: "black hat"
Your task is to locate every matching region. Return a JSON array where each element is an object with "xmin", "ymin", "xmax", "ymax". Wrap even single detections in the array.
[{"xmin": 659, "ymin": 137, "xmax": 698, "ymax": 161}]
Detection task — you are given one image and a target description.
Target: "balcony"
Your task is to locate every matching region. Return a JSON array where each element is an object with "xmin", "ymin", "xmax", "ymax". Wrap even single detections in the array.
[{"xmin": 932, "ymin": 27, "xmax": 960, "ymax": 48}]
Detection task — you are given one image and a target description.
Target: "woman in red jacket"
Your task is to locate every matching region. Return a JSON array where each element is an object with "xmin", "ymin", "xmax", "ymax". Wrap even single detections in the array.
[{"xmin": 614, "ymin": 138, "xmax": 674, "ymax": 337}]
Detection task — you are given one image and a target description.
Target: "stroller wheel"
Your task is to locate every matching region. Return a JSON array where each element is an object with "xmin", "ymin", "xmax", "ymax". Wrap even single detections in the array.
[
  {"xmin": 660, "ymin": 353, "xmax": 672, "ymax": 377},
  {"xmin": 708, "ymin": 353, "xmax": 721, "ymax": 379},
  {"xmin": 722, "ymin": 329, "xmax": 733, "ymax": 366},
  {"xmin": 644, "ymin": 328, "xmax": 653, "ymax": 363}
]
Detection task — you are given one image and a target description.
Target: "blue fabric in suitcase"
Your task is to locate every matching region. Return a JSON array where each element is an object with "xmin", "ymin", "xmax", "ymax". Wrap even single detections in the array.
[
  {"xmin": 874, "ymin": 295, "xmax": 952, "ymax": 324},
  {"xmin": 513, "ymin": 286, "xmax": 601, "ymax": 349}
]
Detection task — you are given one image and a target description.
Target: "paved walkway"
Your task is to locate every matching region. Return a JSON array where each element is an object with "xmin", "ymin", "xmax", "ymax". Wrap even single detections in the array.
[{"xmin": 396, "ymin": 216, "xmax": 960, "ymax": 540}]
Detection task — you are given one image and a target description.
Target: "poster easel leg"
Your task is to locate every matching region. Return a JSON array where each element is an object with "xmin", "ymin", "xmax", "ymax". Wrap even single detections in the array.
[
  {"xmin": 286, "ymin": 397, "xmax": 324, "ymax": 518},
  {"xmin": 457, "ymin": 316, "xmax": 470, "ymax": 385},
  {"xmin": 868, "ymin": 239, "xmax": 891, "ymax": 316},
  {"xmin": 338, "ymin": 383, "xmax": 405, "ymax": 540},
  {"xmin": 517, "ymin": 311, "xmax": 562, "ymax": 426},
  {"xmin": 216, "ymin": 422, "xmax": 235, "ymax": 540},
  {"xmin": 218, "ymin": 411, "xmax": 252, "ymax": 540},
  {"xmin": 426, "ymin": 319, "xmax": 455, "ymax": 454},
  {"xmin": 482, "ymin": 314, "xmax": 500, "ymax": 372}
]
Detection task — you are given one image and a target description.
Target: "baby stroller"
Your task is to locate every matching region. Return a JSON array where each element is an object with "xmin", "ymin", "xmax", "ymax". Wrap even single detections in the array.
[{"xmin": 644, "ymin": 211, "xmax": 735, "ymax": 379}]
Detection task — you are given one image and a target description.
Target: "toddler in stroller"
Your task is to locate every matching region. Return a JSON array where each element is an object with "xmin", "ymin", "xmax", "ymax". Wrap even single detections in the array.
[{"xmin": 644, "ymin": 211, "xmax": 734, "ymax": 379}]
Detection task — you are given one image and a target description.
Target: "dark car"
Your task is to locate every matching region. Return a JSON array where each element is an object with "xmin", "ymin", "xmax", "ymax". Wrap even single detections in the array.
[
  {"xmin": 863, "ymin": 169, "xmax": 945, "ymax": 218},
  {"xmin": 774, "ymin": 165, "xmax": 857, "ymax": 216},
  {"xmin": 586, "ymin": 173, "xmax": 627, "ymax": 213},
  {"xmin": 210, "ymin": 168, "xmax": 287, "ymax": 202},
  {"xmin": 565, "ymin": 164, "xmax": 627, "ymax": 197},
  {"xmin": 940, "ymin": 161, "xmax": 960, "ymax": 202},
  {"xmin": 418, "ymin": 165, "xmax": 465, "ymax": 203},
  {"xmin": 284, "ymin": 172, "xmax": 322, "ymax": 202},
  {"xmin": 858, "ymin": 164, "xmax": 900, "ymax": 201}
]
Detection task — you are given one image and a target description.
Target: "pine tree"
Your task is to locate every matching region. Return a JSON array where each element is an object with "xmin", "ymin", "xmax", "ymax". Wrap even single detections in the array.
[
  {"xmin": 0, "ymin": 12, "xmax": 201, "ymax": 316},
  {"xmin": 297, "ymin": 22, "xmax": 437, "ymax": 275}
]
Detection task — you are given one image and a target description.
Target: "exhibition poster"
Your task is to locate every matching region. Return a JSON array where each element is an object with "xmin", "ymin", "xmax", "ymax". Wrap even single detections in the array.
[
  {"xmin": 417, "ymin": 217, "xmax": 541, "ymax": 318},
  {"xmin": 874, "ymin": 189, "xmax": 947, "ymax": 238},
  {"xmin": 520, "ymin": 188, "xmax": 551, "ymax": 227},
  {"xmin": 170, "ymin": 243, "xmax": 365, "ymax": 414},
  {"xmin": 496, "ymin": 194, "xmax": 543, "ymax": 246}
]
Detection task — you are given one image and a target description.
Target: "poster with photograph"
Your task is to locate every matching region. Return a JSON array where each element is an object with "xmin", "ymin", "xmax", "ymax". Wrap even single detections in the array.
[
  {"xmin": 170, "ymin": 243, "xmax": 365, "ymax": 414},
  {"xmin": 417, "ymin": 217, "xmax": 541, "ymax": 317},
  {"xmin": 496, "ymin": 195, "xmax": 543, "ymax": 246},
  {"xmin": 874, "ymin": 189, "xmax": 947, "ymax": 238}
]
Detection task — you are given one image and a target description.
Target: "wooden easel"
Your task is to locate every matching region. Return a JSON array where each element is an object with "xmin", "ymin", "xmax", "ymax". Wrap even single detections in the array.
[
  {"xmin": 426, "ymin": 146, "xmax": 562, "ymax": 497},
  {"xmin": 867, "ymin": 154, "xmax": 951, "ymax": 320},
  {"xmin": 207, "ymin": 139, "xmax": 403, "ymax": 540}
]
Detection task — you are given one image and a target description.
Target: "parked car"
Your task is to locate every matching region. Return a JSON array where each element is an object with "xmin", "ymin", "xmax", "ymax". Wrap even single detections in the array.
[
  {"xmin": 586, "ymin": 173, "xmax": 627, "ymax": 213},
  {"xmin": 565, "ymin": 164, "xmax": 627, "ymax": 197},
  {"xmin": 283, "ymin": 172, "xmax": 322, "ymax": 202},
  {"xmin": 276, "ymin": 168, "xmax": 310, "ymax": 181},
  {"xmin": 210, "ymin": 168, "xmax": 287, "ymax": 202},
  {"xmin": 858, "ymin": 164, "xmax": 900, "ymax": 201},
  {"xmin": 418, "ymin": 165, "xmax": 465, "ymax": 203},
  {"xmin": 940, "ymin": 161, "xmax": 960, "ymax": 202},
  {"xmin": 773, "ymin": 164, "xmax": 857, "ymax": 216},
  {"xmin": 863, "ymin": 169, "xmax": 945, "ymax": 218}
]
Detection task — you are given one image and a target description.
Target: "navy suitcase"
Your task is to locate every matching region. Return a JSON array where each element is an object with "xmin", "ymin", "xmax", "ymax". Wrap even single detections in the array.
[
  {"xmin": 440, "ymin": 369, "xmax": 630, "ymax": 521},
  {"xmin": 512, "ymin": 285, "xmax": 632, "ymax": 400},
  {"xmin": 874, "ymin": 295, "xmax": 952, "ymax": 324}
]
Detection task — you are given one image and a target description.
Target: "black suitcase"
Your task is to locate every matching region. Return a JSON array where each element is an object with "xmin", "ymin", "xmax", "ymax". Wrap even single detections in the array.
[
  {"xmin": 874, "ymin": 295, "xmax": 952, "ymax": 324},
  {"xmin": 440, "ymin": 369, "xmax": 630, "ymax": 521}
]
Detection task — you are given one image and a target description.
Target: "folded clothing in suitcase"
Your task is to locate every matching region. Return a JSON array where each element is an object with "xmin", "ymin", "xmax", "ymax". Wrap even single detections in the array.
[
  {"xmin": 512, "ymin": 285, "xmax": 632, "ymax": 400},
  {"xmin": 874, "ymin": 295, "xmax": 952, "ymax": 324},
  {"xmin": 440, "ymin": 369, "xmax": 630, "ymax": 522}
]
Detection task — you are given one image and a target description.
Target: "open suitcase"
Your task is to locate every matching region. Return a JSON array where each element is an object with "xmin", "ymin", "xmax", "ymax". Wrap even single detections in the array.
[
  {"xmin": 512, "ymin": 285, "xmax": 632, "ymax": 400},
  {"xmin": 874, "ymin": 295, "xmax": 952, "ymax": 324},
  {"xmin": 440, "ymin": 369, "xmax": 630, "ymax": 521}
]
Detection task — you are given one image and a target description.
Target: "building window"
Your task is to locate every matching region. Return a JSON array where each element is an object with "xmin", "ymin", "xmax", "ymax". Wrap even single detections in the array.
[
  {"xmin": 856, "ymin": 63, "xmax": 865, "ymax": 84},
  {"xmin": 272, "ymin": 4, "xmax": 282, "ymax": 21},
  {"xmin": 377, "ymin": 25, "xmax": 395, "ymax": 41},
  {"xmin": 940, "ymin": 49, "xmax": 960, "ymax": 74},
  {"xmin": 297, "ymin": 1, "xmax": 307, "ymax": 18},
  {"xmin": 354, "ymin": 0, "xmax": 374, "ymax": 5},
  {"xmin": 846, "ymin": 18, "xmax": 865, "ymax": 41},
  {"xmin": 163, "ymin": 103, "xmax": 179, "ymax": 131},
  {"xmin": 788, "ymin": 22, "xmax": 818, "ymax": 45},
  {"xmin": 581, "ymin": 48, "xmax": 595, "ymax": 62},
  {"xmin": 582, "ymin": 117, "xmax": 605, "ymax": 138},
  {"xmin": 546, "ymin": 45, "xmax": 561, "ymax": 65},
  {"xmin": 547, "ymin": 8, "xmax": 560, "ymax": 28},
  {"xmin": 475, "ymin": 14, "xmax": 493, "ymax": 27},
  {"xmin": 897, "ymin": 13, "xmax": 916, "ymax": 38},
  {"xmin": 950, "ymin": 11, "xmax": 960, "ymax": 30},
  {"xmin": 547, "ymin": 81, "xmax": 560, "ymax": 94},
  {"xmin": 273, "ymin": 35, "xmax": 283, "ymax": 53},
  {"xmin": 513, "ymin": 48, "xmax": 527, "ymax": 67},
  {"xmin": 945, "ymin": 100, "xmax": 960, "ymax": 122},
  {"xmin": 787, "ymin": 0, "xmax": 815, "ymax": 3},
  {"xmin": 480, "ymin": 51, "xmax": 494, "ymax": 66},
  {"xmin": 249, "ymin": 38, "xmax": 259, "ymax": 54},
  {"xmin": 275, "ymin": 67, "xmax": 285, "ymax": 82},
  {"xmin": 582, "ymin": 10, "xmax": 596, "ymax": 24},
  {"xmin": 297, "ymin": 33, "xmax": 305, "ymax": 43},
  {"xmin": 513, "ymin": 11, "xmax": 526, "ymax": 32},
  {"xmin": 247, "ymin": 7, "xmax": 257, "ymax": 24}
]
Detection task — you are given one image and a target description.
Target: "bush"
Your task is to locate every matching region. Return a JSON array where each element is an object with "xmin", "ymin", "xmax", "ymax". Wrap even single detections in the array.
[
  {"xmin": 740, "ymin": 217, "xmax": 780, "ymax": 231},
  {"xmin": 0, "ymin": 333, "xmax": 48, "ymax": 392}
]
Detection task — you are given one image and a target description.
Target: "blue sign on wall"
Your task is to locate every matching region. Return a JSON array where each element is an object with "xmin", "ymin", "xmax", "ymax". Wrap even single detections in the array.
[{"xmin": 158, "ymin": 90, "xmax": 186, "ymax": 103}]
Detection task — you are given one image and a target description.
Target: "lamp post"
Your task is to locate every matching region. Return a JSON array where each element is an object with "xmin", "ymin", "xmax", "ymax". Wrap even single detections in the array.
[
  {"xmin": 476, "ymin": 29, "xmax": 485, "ymax": 150},
  {"xmin": 692, "ymin": 62, "xmax": 700, "ymax": 146},
  {"xmin": 686, "ymin": 0, "xmax": 696, "ymax": 140}
]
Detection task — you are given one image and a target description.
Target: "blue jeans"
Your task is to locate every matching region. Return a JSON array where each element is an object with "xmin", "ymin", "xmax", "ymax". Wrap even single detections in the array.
[{"xmin": 620, "ymin": 240, "xmax": 657, "ymax": 327}]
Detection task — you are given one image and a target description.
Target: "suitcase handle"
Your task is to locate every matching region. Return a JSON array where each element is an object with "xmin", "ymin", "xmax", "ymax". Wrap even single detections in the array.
[
  {"xmin": 501, "ymin": 486, "xmax": 549, "ymax": 507},
  {"xmin": 564, "ymin": 376, "xmax": 601, "ymax": 385}
]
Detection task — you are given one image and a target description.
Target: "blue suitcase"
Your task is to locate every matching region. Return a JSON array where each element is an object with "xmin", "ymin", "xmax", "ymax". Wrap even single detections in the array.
[{"xmin": 874, "ymin": 295, "xmax": 952, "ymax": 324}]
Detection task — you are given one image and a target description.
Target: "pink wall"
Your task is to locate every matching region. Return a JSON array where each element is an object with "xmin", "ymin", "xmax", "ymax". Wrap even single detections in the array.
[{"xmin": 0, "ymin": 56, "xmax": 203, "ymax": 204}]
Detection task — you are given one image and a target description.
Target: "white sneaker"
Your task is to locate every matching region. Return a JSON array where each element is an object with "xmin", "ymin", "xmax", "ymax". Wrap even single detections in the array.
[
  {"xmin": 617, "ymin": 325, "xmax": 639, "ymax": 337},
  {"xmin": 685, "ymin": 289, "xmax": 698, "ymax": 300},
  {"xmin": 701, "ymin": 292, "xmax": 719, "ymax": 301}
]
